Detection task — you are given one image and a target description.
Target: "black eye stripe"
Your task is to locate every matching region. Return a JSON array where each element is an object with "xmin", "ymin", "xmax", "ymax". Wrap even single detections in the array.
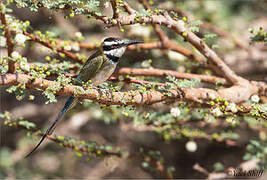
[
  {"xmin": 103, "ymin": 45, "xmax": 113, "ymax": 51},
  {"xmin": 103, "ymin": 44, "xmax": 122, "ymax": 51}
]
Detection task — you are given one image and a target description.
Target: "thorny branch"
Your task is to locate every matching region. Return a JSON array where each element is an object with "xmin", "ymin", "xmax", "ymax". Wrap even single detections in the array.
[
  {"xmin": 4, "ymin": 118, "xmax": 122, "ymax": 157},
  {"xmin": 0, "ymin": 73, "xmax": 266, "ymax": 105},
  {"xmin": 118, "ymin": 2, "xmax": 242, "ymax": 84},
  {"xmin": 1, "ymin": 1, "xmax": 266, "ymax": 178},
  {"xmin": 0, "ymin": 1, "xmax": 266, "ymax": 105},
  {"xmin": 115, "ymin": 68, "xmax": 227, "ymax": 85},
  {"xmin": 164, "ymin": 6, "xmax": 249, "ymax": 51},
  {"xmin": 23, "ymin": 31, "xmax": 84, "ymax": 63},
  {"xmin": 138, "ymin": 0, "xmax": 206, "ymax": 65},
  {"xmin": 23, "ymin": 30, "xmax": 206, "ymax": 65},
  {"xmin": 26, "ymin": 62, "xmax": 227, "ymax": 85},
  {"xmin": 193, "ymin": 159, "xmax": 262, "ymax": 180},
  {"xmin": 0, "ymin": 11, "xmax": 15, "ymax": 73},
  {"xmin": 119, "ymin": 121, "xmax": 238, "ymax": 146}
]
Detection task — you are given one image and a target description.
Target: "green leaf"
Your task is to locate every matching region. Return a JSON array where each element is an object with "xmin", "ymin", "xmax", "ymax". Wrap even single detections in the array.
[
  {"xmin": 44, "ymin": 90, "xmax": 57, "ymax": 104},
  {"xmin": 250, "ymin": 140, "xmax": 260, "ymax": 147},
  {"xmin": 18, "ymin": 120, "xmax": 36, "ymax": 129},
  {"xmin": 213, "ymin": 162, "xmax": 224, "ymax": 172},
  {"xmin": 243, "ymin": 153, "xmax": 252, "ymax": 160}
]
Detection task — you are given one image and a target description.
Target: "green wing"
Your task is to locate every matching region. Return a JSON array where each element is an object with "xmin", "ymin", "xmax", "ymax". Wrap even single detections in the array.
[{"xmin": 75, "ymin": 50, "xmax": 104, "ymax": 85}]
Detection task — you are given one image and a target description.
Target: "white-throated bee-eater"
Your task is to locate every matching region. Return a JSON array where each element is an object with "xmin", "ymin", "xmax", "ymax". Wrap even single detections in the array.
[{"xmin": 25, "ymin": 37, "xmax": 143, "ymax": 157}]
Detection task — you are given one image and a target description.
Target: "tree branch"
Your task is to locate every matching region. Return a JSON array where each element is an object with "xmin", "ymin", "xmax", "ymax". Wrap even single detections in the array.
[
  {"xmin": 92, "ymin": 2, "xmax": 243, "ymax": 85},
  {"xmin": 1, "ymin": 73, "xmax": 265, "ymax": 104},
  {"xmin": 4, "ymin": 118, "xmax": 122, "ymax": 157},
  {"xmin": 0, "ymin": 11, "xmax": 15, "ymax": 73},
  {"xmin": 116, "ymin": 68, "xmax": 227, "ymax": 85},
  {"xmin": 23, "ymin": 31, "xmax": 84, "ymax": 63}
]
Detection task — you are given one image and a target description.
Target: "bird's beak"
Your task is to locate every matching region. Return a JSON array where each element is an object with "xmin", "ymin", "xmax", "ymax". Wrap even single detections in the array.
[{"xmin": 124, "ymin": 40, "xmax": 144, "ymax": 46}]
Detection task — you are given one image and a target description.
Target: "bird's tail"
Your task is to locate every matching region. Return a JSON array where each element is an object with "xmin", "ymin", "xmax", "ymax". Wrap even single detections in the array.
[{"xmin": 25, "ymin": 96, "xmax": 76, "ymax": 157}]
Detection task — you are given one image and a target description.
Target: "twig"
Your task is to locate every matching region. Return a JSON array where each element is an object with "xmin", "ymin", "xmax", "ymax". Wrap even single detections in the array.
[
  {"xmin": 194, "ymin": 159, "xmax": 262, "ymax": 180},
  {"xmin": 110, "ymin": 0, "xmax": 120, "ymax": 19},
  {"xmin": 193, "ymin": 163, "xmax": 210, "ymax": 176},
  {"xmin": 91, "ymin": 1, "xmax": 243, "ymax": 85},
  {"xmin": 115, "ymin": 68, "xmax": 227, "ymax": 85},
  {"xmin": 164, "ymin": 6, "xmax": 249, "ymax": 51},
  {"xmin": 0, "ymin": 11, "xmax": 15, "ymax": 73},
  {"xmin": 23, "ymin": 31, "xmax": 84, "ymax": 63},
  {"xmin": 4, "ymin": 118, "xmax": 122, "ymax": 157},
  {"xmin": 26, "ymin": 62, "xmax": 224, "ymax": 85},
  {"xmin": 108, "ymin": 76, "xmax": 166, "ymax": 87}
]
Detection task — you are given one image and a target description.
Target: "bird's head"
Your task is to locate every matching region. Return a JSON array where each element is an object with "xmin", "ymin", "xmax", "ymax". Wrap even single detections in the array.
[{"xmin": 102, "ymin": 37, "xmax": 143, "ymax": 60}]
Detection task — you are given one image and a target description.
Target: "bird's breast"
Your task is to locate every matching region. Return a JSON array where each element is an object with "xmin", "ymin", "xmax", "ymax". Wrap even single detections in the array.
[{"xmin": 91, "ymin": 63, "xmax": 117, "ymax": 86}]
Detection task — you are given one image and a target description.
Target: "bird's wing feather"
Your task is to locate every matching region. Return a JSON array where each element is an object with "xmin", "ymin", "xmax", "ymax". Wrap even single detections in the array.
[{"xmin": 75, "ymin": 50, "xmax": 104, "ymax": 84}]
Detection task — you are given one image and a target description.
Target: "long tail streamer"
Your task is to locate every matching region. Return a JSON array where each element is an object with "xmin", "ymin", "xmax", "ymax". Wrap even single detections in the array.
[{"xmin": 25, "ymin": 97, "xmax": 76, "ymax": 157}]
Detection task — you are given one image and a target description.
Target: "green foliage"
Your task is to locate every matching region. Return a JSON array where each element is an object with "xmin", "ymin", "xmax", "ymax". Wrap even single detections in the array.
[
  {"xmin": 0, "ymin": 111, "xmax": 123, "ymax": 159},
  {"xmin": 249, "ymin": 27, "xmax": 267, "ymax": 45},
  {"xmin": 213, "ymin": 162, "xmax": 224, "ymax": 172},
  {"xmin": 188, "ymin": 19, "xmax": 203, "ymax": 32},
  {"xmin": 140, "ymin": 149, "xmax": 175, "ymax": 178},
  {"xmin": 84, "ymin": 0, "xmax": 100, "ymax": 12},
  {"xmin": 6, "ymin": 83, "xmax": 26, "ymax": 100},
  {"xmin": 166, "ymin": 76, "xmax": 200, "ymax": 88},
  {"xmin": 13, "ymin": 0, "xmax": 102, "ymax": 17},
  {"xmin": 43, "ymin": 90, "xmax": 57, "ymax": 104},
  {"xmin": 203, "ymin": 32, "xmax": 218, "ymax": 49},
  {"xmin": 244, "ymin": 140, "xmax": 267, "ymax": 169}
]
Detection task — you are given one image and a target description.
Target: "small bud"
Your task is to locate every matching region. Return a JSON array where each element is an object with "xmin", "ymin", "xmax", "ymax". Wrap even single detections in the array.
[
  {"xmin": 170, "ymin": 107, "xmax": 181, "ymax": 117},
  {"xmin": 72, "ymin": 43, "xmax": 80, "ymax": 51},
  {"xmin": 29, "ymin": 95, "xmax": 35, "ymax": 100},
  {"xmin": 10, "ymin": 22, "xmax": 21, "ymax": 33},
  {"xmin": 25, "ymin": 20, "xmax": 30, "ymax": 26},
  {"xmin": 69, "ymin": 13, "xmax": 74, "ymax": 18},
  {"xmin": 45, "ymin": 56, "xmax": 51, "ymax": 61},
  {"xmin": 63, "ymin": 45, "xmax": 72, "ymax": 51},
  {"xmin": 182, "ymin": 32, "xmax": 188, "ymax": 37},
  {"xmin": 118, "ymin": 75, "xmax": 124, "ymax": 81},
  {"xmin": 226, "ymin": 116, "xmax": 237, "ymax": 126},
  {"xmin": 111, "ymin": 19, "xmax": 117, "ymax": 24},
  {"xmin": 226, "ymin": 103, "xmax": 238, "ymax": 113},
  {"xmin": 208, "ymin": 93, "xmax": 216, "ymax": 100},
  {"xmin": 211, "ymin": 107, "xmax": 223, "ymax": 117},
  {"xmin": 141, "ymin": 60, "xmax": 150, "ymax": 68},
  {"xmin": 177, "ymin": 20, "xmax": 185, "ymax": 27},
  {"xmin": 0, "ymin": 36, "xmax": 7, "ymax": 47},
  {"xmin": 75, "ymin": 32, "xmax": 82, "ymax": 39},
  {"xmin": 14, "ymin": 34, "xmax": 27, "ymax": 45},
  {"xmin": 185, "ymin": 141, "xmax": 197, "ymax": 152},
  {"xmin": 59, "ymin": 53, "xmax": 65, "ymax": 58},
  {"xmin": 104, "ymin": 2, "xmax": 110, "ymax": 8},
  {"xmin": 251, "ymin": 95, "xmax": 260, "ymax": 103},
  {"xmin": 11, "ymin": 51, "xmax": 21, "ymax": 60}
]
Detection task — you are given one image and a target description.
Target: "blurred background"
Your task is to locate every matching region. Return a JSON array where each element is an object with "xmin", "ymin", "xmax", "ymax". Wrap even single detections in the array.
[{"xmin": 0, "ymin": 0, "xmax": 266, "ymax": 179}]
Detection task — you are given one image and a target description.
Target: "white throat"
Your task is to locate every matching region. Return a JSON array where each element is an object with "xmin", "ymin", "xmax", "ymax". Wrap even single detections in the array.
[{"xmin": 104, "ymin": 46, "xmax": 127, "ymax": 58}]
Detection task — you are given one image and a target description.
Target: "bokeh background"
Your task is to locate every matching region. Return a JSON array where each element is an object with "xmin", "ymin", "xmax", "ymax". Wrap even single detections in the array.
[{"xmin": 0, "ymin": 0, "xmax": 266, "ymax": 179}]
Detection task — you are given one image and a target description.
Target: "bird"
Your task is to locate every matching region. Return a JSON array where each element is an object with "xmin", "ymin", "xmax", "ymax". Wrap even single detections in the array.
[{"xmin": 25, "ymin": 37, "xmax": 143, "ymax": 157}]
